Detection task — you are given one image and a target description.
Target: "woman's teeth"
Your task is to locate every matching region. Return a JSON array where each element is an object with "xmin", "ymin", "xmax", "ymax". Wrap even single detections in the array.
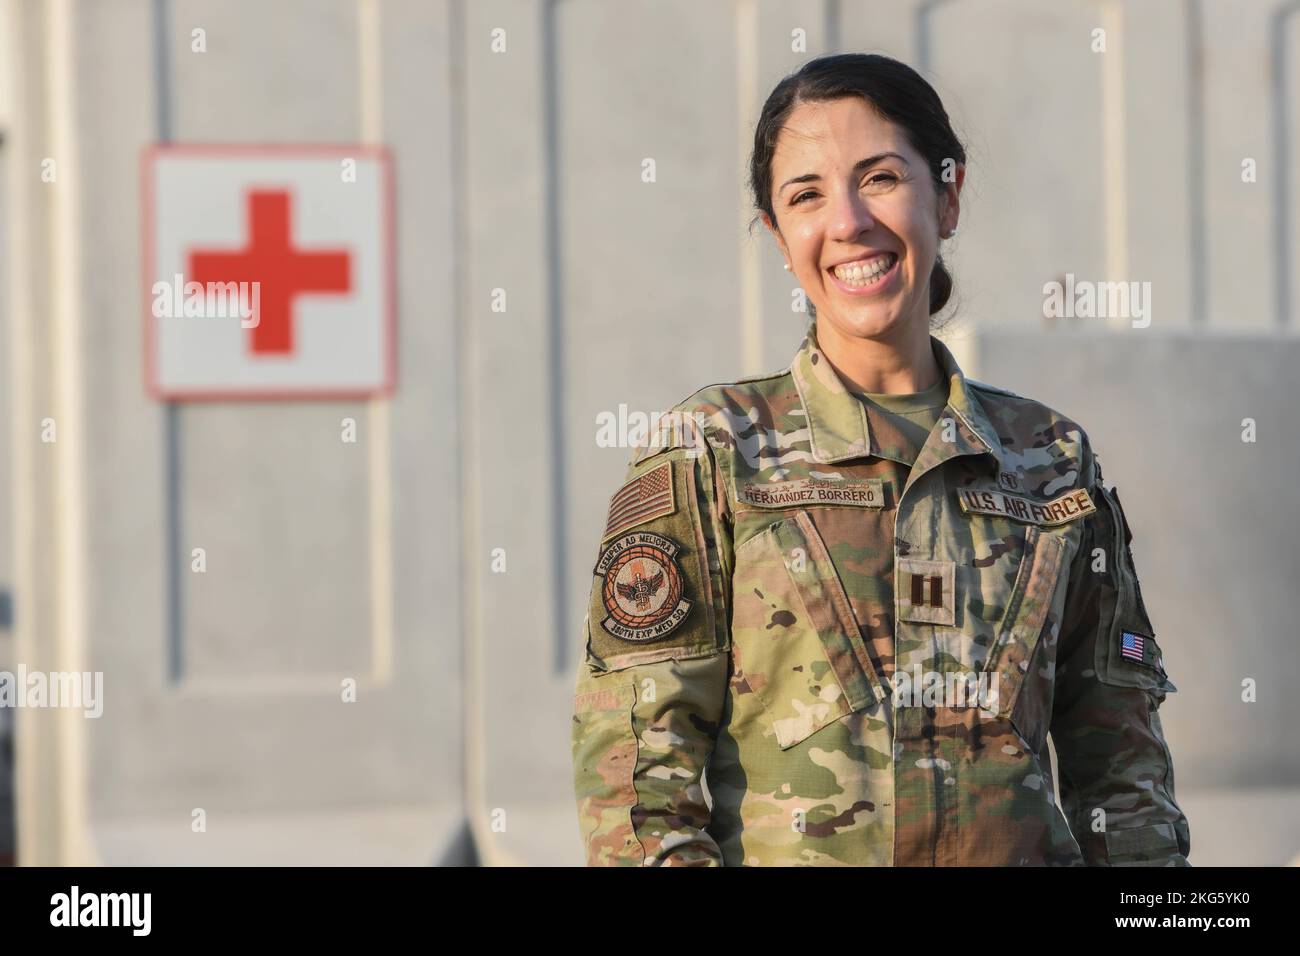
[{"xmin": 832, "ymin": 254, "xmax": 897, "ymax": 286}]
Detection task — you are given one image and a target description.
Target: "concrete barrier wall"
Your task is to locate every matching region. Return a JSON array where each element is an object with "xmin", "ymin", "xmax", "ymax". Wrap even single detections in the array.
[
  {"xmin": 2, "ymin": 0, "xmax": 1296, "ymax": 866},
  {"xmin": 975, "ymin": 330, "xmax": 1300, "ymax": 788}
]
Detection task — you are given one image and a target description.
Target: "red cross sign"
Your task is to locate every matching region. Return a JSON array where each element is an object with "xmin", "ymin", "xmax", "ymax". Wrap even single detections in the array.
[
  {"xmin": 144, "ymin": 145, "xmax": 395, "ymax": 399},
  {"xmin": 189, "ymin": 190, "xmax": 352, "ymax": 356}
]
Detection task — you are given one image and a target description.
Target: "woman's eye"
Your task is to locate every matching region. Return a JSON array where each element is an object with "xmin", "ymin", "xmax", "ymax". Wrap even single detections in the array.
[{"xmin": 792, "ymin": 173, "xmax": 896, "ymax": 205}]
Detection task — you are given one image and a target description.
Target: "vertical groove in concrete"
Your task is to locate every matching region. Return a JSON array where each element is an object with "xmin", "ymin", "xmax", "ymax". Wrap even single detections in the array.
[
  {"xmin": 452, "ymin": 0, "xmax": 490, "ymax": 865},
  {"xmin": 1187, "ymin": 0, "xmax": 1208, "ymax": 327},
  {"xmin": 1100, "ymin": 0, "xmax": 1130, "ymax": 330},
  {"xmin": 736, "ymin": 0, "xmax": 763, "ymax": 374},
  {"xmin": 543, "ymin": 0, "xmax": 569, "ymax": 675},
  {"xmin": 1270, "ymin": 1, "xmax": 1299, "ymax": 328},
  {"xmin": 153, "ymin": 0, "xmax": 186, "ymax": 685}
]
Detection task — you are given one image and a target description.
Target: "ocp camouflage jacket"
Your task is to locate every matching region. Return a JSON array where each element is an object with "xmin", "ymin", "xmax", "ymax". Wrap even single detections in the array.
[{"xmin": 571, "ymin": 326, "xmax": 1191, "ymax": 866}]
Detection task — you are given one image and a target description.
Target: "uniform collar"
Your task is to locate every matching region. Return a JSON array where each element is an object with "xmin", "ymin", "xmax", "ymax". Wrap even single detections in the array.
[{"xmin": 789, "ymin": 323, "xmax": 1003, "ymax": 469}]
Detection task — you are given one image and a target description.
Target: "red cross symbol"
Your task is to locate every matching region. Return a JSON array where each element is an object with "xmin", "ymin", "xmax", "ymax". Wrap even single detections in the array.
[{"xmin": 188, "ymin": 189, "xmax": 351, "ymax": 355}]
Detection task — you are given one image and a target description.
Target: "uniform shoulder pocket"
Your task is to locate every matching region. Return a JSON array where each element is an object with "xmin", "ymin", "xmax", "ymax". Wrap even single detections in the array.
[
  {"xmin": 1092, "ymin": 484, "xmax": 1174, "ymax": 693},
  {"xmin": 583, "ymin": 443, "xmax": 726, "ymax": 674}
]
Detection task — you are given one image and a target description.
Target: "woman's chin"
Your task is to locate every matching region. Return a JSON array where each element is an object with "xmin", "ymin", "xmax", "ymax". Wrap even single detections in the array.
[{"xmin": 819, "ymin": 305, "xmax": 912, "ymax": 343}]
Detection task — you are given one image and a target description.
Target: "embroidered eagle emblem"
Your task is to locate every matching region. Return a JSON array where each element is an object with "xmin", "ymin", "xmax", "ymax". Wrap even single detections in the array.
[{"xmin": 616, "ymin": 570, "xmax": 665, "ymax": 611}]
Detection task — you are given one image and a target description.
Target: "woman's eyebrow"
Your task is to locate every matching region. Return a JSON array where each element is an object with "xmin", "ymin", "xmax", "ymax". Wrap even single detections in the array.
[{"xmin": 778, "ymin": 152, "xmax": 910, "ymax": 195}]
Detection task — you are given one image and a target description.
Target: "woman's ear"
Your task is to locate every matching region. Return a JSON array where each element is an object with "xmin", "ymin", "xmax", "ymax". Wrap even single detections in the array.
[
  {"xmin": 760, "ymin": 211, "xmax": 790, "ymax": 264},
  {"xmin": 938, "ymin": 162, "xmax": 965, "ymax": 237}
]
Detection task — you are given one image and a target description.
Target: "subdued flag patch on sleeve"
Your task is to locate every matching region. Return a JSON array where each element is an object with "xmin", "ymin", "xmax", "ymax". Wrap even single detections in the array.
[{"xmin": 602, "ymin": 460, "xmax": 675, "ymax": 540}]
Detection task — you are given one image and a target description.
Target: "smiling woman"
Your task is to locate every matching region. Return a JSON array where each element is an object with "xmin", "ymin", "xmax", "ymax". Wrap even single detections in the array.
[
  {"xmin": 570, "ymin": 53, "xmax": 1190, "ymax": 867},
  {"xmin": 750, "ymin": 59, "xmax": 964, "ymax": 376}
]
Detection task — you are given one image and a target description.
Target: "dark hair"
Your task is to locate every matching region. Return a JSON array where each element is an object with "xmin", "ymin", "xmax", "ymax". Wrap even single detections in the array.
[{"xmin": 748, "ymin": 53, "xmax": 966, "ymax": 318}]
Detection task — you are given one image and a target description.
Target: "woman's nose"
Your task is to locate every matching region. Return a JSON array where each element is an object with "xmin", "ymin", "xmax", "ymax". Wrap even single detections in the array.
[{"xmin": 827, "ymin": 190, "xmax": 875, "ymax": 240}]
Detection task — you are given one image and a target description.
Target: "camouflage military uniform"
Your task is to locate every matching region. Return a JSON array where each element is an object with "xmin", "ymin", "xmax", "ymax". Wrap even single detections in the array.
[{"xmin": 571, "ymin": 325, "xmax": 1191, "ymax": 866}]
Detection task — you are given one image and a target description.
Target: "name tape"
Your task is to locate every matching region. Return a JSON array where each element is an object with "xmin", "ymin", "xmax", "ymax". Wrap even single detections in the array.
[{"xmin": 738, "ymin": 477, "xmax": 884, "ymax": 510}]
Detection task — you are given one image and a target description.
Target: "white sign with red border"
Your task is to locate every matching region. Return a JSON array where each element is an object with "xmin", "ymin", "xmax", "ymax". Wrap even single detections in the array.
[{"xmin": 143, "ymin": 144, "xmax": 395, "ymax": 399}]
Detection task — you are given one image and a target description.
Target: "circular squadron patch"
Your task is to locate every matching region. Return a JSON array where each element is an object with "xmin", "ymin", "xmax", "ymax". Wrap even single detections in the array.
[{"xmin": 594, "ymin": 531, "xmax": 693, "ymax": 642}]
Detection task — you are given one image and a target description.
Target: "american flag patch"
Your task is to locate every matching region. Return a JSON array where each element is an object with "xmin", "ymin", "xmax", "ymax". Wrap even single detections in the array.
[
  {"xmin": 603, "ymin": 461, "xmax": 675, "ymax": 540},
  {"xmin": 1120, "ymin": 630, "xmax": 1146, "ymax": 664}
]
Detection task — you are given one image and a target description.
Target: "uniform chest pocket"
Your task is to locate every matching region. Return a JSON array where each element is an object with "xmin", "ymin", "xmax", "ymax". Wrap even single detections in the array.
[
  {"xmin": 981, "ymin": 524, "xmax": 1068, "ymax": 719},
  {"xmin": 731, "ymin": 510, "xmax": 888, "ymax": 749}
]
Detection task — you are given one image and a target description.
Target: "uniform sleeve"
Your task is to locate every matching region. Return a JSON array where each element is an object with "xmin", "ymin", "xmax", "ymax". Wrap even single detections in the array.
[
  {"xmin": 1051, "ymin": 450, "xmax": 1192, "ymax": 866},
  {"xmin": 570, "ymin": 419, "xmax": 732, "ymax": 866}
]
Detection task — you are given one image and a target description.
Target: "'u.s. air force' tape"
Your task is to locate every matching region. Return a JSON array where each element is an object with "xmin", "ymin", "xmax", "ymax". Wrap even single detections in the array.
[{"xmin": 955, "ymin": 486, "xmax": 1095, "ymax": 527}]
